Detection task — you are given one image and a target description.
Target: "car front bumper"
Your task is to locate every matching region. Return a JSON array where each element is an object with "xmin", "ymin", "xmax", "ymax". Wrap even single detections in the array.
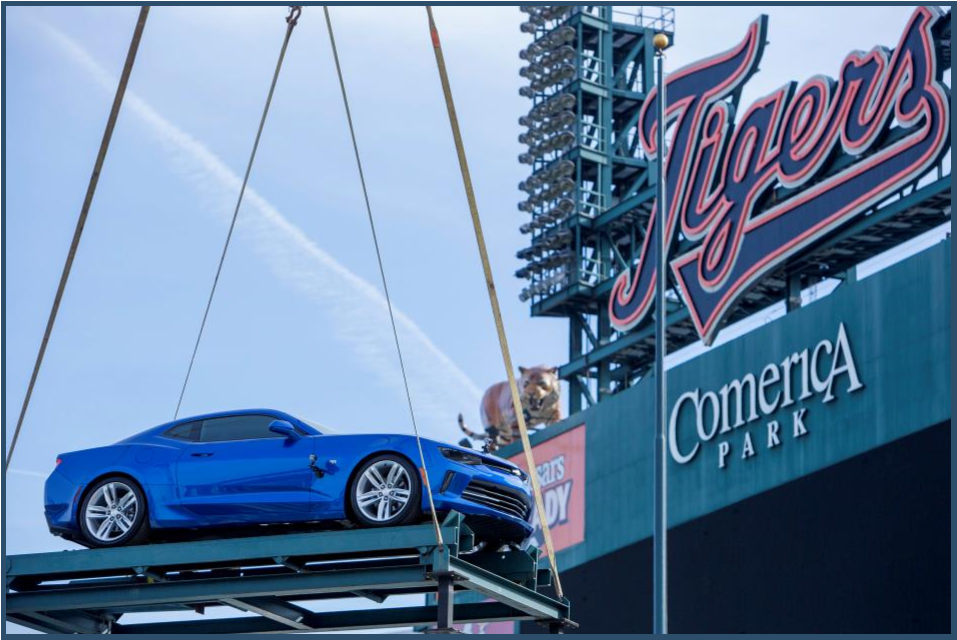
[{"xmin": 430, "ymin": 463, "xmax": 534, "ymax": 542}]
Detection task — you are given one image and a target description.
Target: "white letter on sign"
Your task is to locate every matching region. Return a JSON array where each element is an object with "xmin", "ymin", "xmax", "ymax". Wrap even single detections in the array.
[{"xmin": 718, "ymin": 441, "xmax": 731, "ymax": 469}]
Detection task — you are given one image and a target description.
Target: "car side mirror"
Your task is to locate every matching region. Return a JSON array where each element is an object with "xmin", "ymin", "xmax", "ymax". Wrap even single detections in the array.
[{"xmin": 269, "ymin": 420, "xmax": 300, "ymax": 439}]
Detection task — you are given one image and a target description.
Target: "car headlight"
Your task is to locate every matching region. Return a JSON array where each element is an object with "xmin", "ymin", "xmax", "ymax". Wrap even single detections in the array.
[{"xmin": 439, "ymin": 447, "xmax": 484, "ymax": 466}]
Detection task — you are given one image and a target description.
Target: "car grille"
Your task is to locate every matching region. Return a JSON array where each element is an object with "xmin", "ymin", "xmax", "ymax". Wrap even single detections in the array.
[
  {"xmin": 482, "ymin": 457, "xmax": 527, "ymax": 481},
  {"xmin": 462, "ymin": 479, "xmax": 531, "ymax": 520}
]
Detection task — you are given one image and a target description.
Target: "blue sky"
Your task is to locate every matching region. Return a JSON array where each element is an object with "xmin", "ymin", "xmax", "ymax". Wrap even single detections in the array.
[{"xmin": 4, "ymin": 3, "xmax": 949, "ymax": 631}]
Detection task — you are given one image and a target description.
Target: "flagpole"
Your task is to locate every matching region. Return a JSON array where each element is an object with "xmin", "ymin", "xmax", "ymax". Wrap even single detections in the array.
[{"xmin": 652, "ymin": 31, "xmax": 670, "ymax": 636}]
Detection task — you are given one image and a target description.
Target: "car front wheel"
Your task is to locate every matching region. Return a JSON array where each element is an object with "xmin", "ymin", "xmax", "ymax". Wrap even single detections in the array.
[
  {"xmin": 78, "ymin": 477, "xmax": 150, "ymax": 547},
  {"xmin": 349, "ymin": 455, "xmax": 422, "ymax": 527}
]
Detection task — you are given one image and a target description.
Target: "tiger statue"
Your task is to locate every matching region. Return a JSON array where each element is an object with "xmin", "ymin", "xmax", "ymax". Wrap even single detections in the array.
[{"xmin": 458, "ymin": 365, "xmax": 562, "ymax": 452}]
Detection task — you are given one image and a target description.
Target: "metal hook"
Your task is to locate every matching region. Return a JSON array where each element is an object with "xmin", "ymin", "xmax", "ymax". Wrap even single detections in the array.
[{"xmin": 287, "ymin": 5, "xmax": 302, "ymax": 27}]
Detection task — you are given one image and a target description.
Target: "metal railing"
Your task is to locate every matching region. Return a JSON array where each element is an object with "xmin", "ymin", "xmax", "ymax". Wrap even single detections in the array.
[
  {"xmin": 580, "ymin": 51, "xmax": 606, "ymax": 84},
  {"xmin": 569, "ymin": 6, "xmax": 675, "ymax": 33},
  {"xmin": 616, "ymin": 6, "xmax": 675, "ymax": 32},
  {"xmin": 579, "ymin": 119, "xmax": 606, "ymax": 154},
  {"xmin": 579, "ymin": 187, "xmax": 607, "ymax": 218}
]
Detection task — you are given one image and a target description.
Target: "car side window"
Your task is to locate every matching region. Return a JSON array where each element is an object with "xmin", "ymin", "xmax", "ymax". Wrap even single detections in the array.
[
  {"xmin": 198, "ymin": 415, "xmax": 283, "ymax": 442},
  {"xmin": 164, "ymin": 420, "xmax": 202, "ymax": 442}
]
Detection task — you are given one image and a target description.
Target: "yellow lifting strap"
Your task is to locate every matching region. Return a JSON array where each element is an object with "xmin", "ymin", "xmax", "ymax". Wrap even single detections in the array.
[{"xmin": 425, "ymin": 6, "xmax": 564, "ymax": 600}]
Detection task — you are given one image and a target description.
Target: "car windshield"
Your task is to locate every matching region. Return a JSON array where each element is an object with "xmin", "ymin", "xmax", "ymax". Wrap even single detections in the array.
[{"xmin": 299, "ymin": 417, "xmax": 337, "ymax": 435}]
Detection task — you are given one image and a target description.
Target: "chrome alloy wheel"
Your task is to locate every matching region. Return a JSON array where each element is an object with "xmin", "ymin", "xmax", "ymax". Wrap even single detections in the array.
[
  {"xmin": 84, "ymin": 481, "xmax": 138, "ymax": 542},
  {"xmin": 355, "ymin": 460, "xmax": 412, "ymax": 522}
]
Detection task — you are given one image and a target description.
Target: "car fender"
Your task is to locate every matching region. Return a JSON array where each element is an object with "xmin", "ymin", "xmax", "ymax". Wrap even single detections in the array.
[{"xmin": 362, "ymin": 436, "xmax": 448, "ymax": 512}]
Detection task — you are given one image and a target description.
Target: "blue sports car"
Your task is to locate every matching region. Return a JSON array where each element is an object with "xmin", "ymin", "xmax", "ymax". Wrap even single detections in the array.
[{"xmin": 44, "ymin": 409, "xmax": 534, "ymax": 548}]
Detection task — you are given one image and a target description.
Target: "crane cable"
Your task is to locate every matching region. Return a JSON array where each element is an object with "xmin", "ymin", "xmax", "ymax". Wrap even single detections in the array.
[
  {"xmin": 5, "ymin": 7, "xmax": 151, "ymax": 474},
  {"xmin": 424, "ymin": 6, "xmax": 564, "ymax": 600},
  {"xmin": 174, "ymin": 6, "xmax": 302, "ymax": 419},
  {"xmin": 322, "ymin": 7, "xmax": 444, "ymax": 548}
]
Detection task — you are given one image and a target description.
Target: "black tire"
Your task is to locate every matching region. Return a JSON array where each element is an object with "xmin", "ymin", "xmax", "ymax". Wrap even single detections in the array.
[
  {"xmin": 78, "ymin": 476, "xmax": 150, "ymax": 548},
  {"xmin": 349, "ymin": 454, "xmax": 422, "ymax": 527}
]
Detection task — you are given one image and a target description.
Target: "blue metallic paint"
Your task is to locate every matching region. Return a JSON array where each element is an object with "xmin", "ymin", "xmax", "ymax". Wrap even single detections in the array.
[{"xmin": 44, "ymin": 409, "xmax": 533, "ymax": 544}]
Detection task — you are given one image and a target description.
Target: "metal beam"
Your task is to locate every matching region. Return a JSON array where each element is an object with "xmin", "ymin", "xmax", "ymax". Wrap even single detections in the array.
[
  {"xmin": 221, "ymin": 596, "xmax": 313, "ymax": 631},
  {"xmin": 449, "ymin": 556, "xmax": 567, "ymax": 621},
  {"xmin": 560, "ymin": 307, "xmax": 691, "ymax": 379},
  {"xmin": 6, "ymin": 610, "xmax": 109, "ymax": 634},
  {"xmin": 7, "ymin": 565, "xmax": 433, "ymax": 613},
  {"xmin": 6, "ymin": 521, "xmax": 455, "ymax": 583},
  {"xmin": 112, "ymin": 602, "xmax": 533, "ymax": 634},
  {"xmin": 349, "ymin": 589, "xmax": 386, "ymax": 603},
  {"xmin": 435, "ymin": 573, "xmax": 455, "ymax": 630}
]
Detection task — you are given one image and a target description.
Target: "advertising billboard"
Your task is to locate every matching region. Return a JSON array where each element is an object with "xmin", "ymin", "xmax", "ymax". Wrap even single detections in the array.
[{"xmin": 509, "ymin": 424, "xmax": 586, "ymax": 552}]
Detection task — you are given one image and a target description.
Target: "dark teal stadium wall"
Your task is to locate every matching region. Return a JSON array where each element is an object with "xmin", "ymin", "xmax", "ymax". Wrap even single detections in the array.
[{"xmin": 522, "ymin": 420, "xmax": 950, "ymax": 633}]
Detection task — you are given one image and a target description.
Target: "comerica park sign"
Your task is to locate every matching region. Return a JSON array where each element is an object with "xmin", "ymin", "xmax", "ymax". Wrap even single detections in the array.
[
  {"xmin": 608, "ymin": 7, "xmax": 951, "ymax": 344},
  {"xmin": 669, "ymin": 323, "xmax": 863, "ymax": 469}
]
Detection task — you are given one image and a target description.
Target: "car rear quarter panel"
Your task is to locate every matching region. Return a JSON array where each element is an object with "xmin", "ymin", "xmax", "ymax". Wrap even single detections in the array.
[{"xmin": 54, "ymin": 443, "xmax": 186, "ymax": 528}]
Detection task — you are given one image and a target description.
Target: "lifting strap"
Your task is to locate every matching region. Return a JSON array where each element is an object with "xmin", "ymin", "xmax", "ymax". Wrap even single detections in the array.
[
  {"xmin": 174, "ymin": 6, "xmax": 302, "ymax": 419},
  {"xmin": 322, "ymin": 6, "xmax": 444, "ymax": 548},
  {"xmin": 5, "ymin": 7, "xmax": 151, "ymax": 474},
  {"xmin": 424, "ymin": 6, "xmax": 564, "ymax": 599}
]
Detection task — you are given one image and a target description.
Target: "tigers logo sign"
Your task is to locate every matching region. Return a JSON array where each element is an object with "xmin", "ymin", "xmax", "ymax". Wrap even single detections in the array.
[{"xmin": 609, "ymin": 7, "xmax": 950, "ymax": 344}]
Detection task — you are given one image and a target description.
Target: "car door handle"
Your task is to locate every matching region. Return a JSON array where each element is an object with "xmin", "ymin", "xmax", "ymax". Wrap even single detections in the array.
[{"xmin": 190, "ymin": 452, "xmax": 214, "ymax": 458}]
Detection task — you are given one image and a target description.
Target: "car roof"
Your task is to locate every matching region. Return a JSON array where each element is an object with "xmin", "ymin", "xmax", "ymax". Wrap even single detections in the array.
[{"xmin": 122, "ymin": 409, "xmax": 318, "ymax": 443}]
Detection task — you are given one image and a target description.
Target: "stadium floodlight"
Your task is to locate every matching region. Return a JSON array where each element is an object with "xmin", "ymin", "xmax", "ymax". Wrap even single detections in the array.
[
  {"xmin": 544, "ymin": 178, "xmax": 575, "ymax": 198},
  {"xmin": 554, "ymin": 197, "xmax": 575, "ymax": 213},
  {"xmin": 519, "ymin": 25, "xmax": 575, "ymax": 62},
  {"xmin": 526, "ymin": 93, "xmax": 576, "ymax": 122},
  {"xmin": 537, "ymin": 229, "xmax": 573, "ymax": 249},
  {"xmin": 545, "ymin": 26, "xmax": 576, "ymax": 49},
  {"xmin": 519, "ymin": 42, "xmax": 544, "ymax": 60},
  {"xmin": 529, "ymin": 131, "xmax": 576, "ymax": 157},
  {"xmin": 543, "ymin": 6, "xmax": 572, "ymax": 22},
  {"xmin": 540, "ymin": 111, "xmax": 576, "ymax": 133},
  {"xmin": 519, "ymin": 176, "xmax": 544, "ymax": 193},
  {"xmin": 537, "ymin": 63, "xmax": 576, "ymax": 87},
  {"xmin": 516, "ymin": 246, "xmax": 534, "ymax": 261},
  {"xmin": 528, "ymin": 159, "xmax": 575, "ymax": 186},
  {"xmin": 541, "ymin": 45, "xmax": 576, "ymax": 67}
]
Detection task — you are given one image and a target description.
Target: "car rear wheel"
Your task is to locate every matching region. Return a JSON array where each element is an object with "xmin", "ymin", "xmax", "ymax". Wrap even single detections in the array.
[
  {"xmin": 349, "ymin": 455, "xmax": 421, "ymax": 527},
  {"xmin": 79, "ymin": 477, "xmax": 150, "ymax": 548}
]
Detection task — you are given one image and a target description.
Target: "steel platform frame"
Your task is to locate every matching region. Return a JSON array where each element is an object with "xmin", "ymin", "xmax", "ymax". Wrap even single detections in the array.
[{"xmin": 5, "ymin": 512, "xmax": 572, "ymax": 634}]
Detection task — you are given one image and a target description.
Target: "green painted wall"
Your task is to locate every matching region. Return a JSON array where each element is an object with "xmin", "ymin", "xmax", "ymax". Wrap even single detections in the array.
[{"xmin": 502, "ymin": 238, "xmax": 951, "ymax": 571}]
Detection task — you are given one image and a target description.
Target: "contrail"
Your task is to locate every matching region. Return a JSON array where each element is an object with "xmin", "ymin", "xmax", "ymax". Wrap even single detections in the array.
[
  {"xmin": 8, "ymin": 468, "xmax": 47, "ymax": 480},
  {"xmin": 37, "ymin": 20, "xmax": 483, "ymax": 438}
]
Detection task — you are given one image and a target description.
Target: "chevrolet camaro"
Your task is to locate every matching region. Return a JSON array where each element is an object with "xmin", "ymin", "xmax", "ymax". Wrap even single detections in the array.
[{"xmin": 44, "ymin": 409, "xmax": 534, "ymax": 548}]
